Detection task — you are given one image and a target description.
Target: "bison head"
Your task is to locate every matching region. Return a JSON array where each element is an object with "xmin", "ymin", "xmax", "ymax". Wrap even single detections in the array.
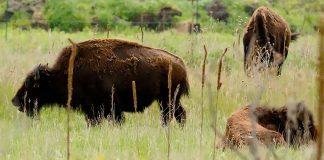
[
  {"xmin": 12, "ymin": 64, "xmax": 52, "ymax": 117},
  {"xmin": 284, "ymin": 102, "xmax": 317, "ymax": 146}
]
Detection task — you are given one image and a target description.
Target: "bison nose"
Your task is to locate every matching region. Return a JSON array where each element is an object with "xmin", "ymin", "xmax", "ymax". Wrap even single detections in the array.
[{"xmin": 12, "ymin": 97, "xmax": 20, "ymax": 107}]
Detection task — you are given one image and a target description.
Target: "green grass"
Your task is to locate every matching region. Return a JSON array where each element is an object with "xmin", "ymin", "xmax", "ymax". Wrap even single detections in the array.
[
  {"xmin": 2, "ymin": 0, "xmax": 322, "ymax": 33},
  {"xmin": 0, "ymin": 27, "xmax": 321, "ymax": 159}
]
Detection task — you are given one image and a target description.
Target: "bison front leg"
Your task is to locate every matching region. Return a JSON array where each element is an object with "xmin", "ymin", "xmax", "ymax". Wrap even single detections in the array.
[
  {"xmin": 85, "ymin": 112, "xmax": 104, "ymax": 127},
  {"xmin": 109, "ymin": 103, "xmax": 125, "ymax": 125},
  {"xmin": 84, "ymin": 105, "xmax": 105, "ymax": 127},
  {"xmin": 113, "ymin": 110, "xmax": 125, "ymax": 125}
]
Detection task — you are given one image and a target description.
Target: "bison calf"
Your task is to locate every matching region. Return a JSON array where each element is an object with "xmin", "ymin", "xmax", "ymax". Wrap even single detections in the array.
[
  {"xmin": 243, "ymin": 7, "xmax": 292, "ymax": 76},
  {"xmin": 12, "ymin": 39, "xmax": 189, "ymax": 126},
  {"xmin": 218, "ymin": 102, "xmax": 317, "ymax": 149}
]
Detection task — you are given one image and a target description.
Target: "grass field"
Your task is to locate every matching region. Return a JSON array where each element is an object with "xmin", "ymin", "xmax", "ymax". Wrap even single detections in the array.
[{"xmin": 0, "ymin": 27, "xmax": 321, "ymax": 159}]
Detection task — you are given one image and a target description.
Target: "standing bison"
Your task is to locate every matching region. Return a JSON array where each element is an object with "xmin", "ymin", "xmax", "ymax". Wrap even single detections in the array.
[
  {"xmin": 12, "ymin": 39, "xmax": 189, "ymax": 126},
  {"xmin": 218, "ymin": 102, "xmax": 317, "ymax": 149},
  {"xmin": 243, "ymin": 7, "xmax": 291, "ymax": 76}
]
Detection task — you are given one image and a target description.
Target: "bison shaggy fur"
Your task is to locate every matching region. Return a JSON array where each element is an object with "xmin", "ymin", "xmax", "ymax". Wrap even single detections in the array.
[
  {"xmin": 218, "ymin": 102, "xmax": 317, "ymax": 149},
  {"xmin": 243, "ymin": 7, "xmax": 291, "ymax": 76},
  {"xmin": 12, "ymin": 39, "xmax": 189, "ymax": 126}
]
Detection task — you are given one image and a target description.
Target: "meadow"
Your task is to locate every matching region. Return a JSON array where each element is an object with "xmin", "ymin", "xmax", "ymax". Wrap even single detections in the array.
[{"xmin": 0, "ymin": 26, "xmax": 321, "ymax": 159}]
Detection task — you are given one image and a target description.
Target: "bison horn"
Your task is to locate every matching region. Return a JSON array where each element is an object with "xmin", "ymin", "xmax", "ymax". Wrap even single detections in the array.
[{"xmin": 35, "ymin": 68, "xmax": 40, "ymax": 80}]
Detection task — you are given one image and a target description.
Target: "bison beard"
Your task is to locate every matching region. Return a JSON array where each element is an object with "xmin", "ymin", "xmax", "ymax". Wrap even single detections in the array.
[
  {"xmin": 243, "ymin": 7, "xmax": 291, "ymax": 76},
  {"xmin": 218, "ymin": 102, "xmax": 317, "ymax": 149},
  {"xmin": 11, "ymin": 39, "xmax": 189, "ymax": 126}
]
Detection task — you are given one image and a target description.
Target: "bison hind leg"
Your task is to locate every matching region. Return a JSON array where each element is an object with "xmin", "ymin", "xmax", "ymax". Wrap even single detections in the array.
[
  {"xmin": 158, "ymin": 96, "xmax": 186, "ymax": 127},
  {"xmin": 174, "ymin": 102, "xmax": 186, "ymax": 127},
  {"xmin": 158, "ymin": 98, "xmax": 172, "ymax": 127}
]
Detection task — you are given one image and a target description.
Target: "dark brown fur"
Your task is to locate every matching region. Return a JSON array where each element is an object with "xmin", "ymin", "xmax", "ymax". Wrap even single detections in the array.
[
  {"xmin": 12, "ymin": 39, "xmax": 189, "ymax": 126},
  {"xmin": 243, "ymin": 7, "xmax": 291, "ymax": 76},
  {"xmin": 218, "ymin": 102, "xmax": 317, "ymax": 149}
]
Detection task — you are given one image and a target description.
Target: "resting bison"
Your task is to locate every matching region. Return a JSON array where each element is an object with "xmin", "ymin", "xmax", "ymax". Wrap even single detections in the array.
[
  {"xmin": 218, "ymin": 102, "xmax": 317, "ymax": 149},
  {"xmin": 243, "ymin": 7, "xmax": 291, "ymax": 76},
  {"xmin": 11, "ymin": 39, "xmax": 189, "ymax": 126}
]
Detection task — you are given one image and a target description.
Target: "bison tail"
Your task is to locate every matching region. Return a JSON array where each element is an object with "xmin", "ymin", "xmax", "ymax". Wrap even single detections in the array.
[
  {"xmin": 254, "ymin": 11, "xmax": 268, "ymax": 46},
  {"xmin": 180, "ymin": 78, "xmax": 190, "ymax": 96},
  {"xmin": 290, "ymin": 32, "xmax": 300, "ymax": 41}
]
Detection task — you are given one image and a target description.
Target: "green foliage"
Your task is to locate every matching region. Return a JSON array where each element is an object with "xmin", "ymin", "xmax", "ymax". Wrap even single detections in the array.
[
  {"xmin": 44, "ymin": 0, "xmax": 88, "ymax": 32},
  {"xmin": 0, "ymin": 0, "xmax": 322, "ymax": 33},
  {"xmin": 9, "ymin": 10, "xmax": 31, "ymax": 28},
  {"xmin": 0, "ymin": 2, "xmax": 5, "ymax": 17}
]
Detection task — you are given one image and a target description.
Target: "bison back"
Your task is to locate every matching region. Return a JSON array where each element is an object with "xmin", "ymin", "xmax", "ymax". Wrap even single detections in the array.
[{"xmin": 52, "ymin": 39, "xmax": 189, "ymax": 112}]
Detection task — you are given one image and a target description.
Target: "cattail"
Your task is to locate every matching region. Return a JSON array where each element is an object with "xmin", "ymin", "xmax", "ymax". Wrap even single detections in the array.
[
  {"xmin": 132, "ymin": 81, "xmax": 137, "ymax": 112},
  {"xmin": 167, "ymin": 58, "xmax": 172, "ymax": 160},
  {"xmin": 66, "ymin": 38, "xmax": 78, "ymax": 160},
  {"xmin": 132, "ymin": 81, "xmax": 140, "ymax": 156},
  {"xmin": 212, "ymin": 48, "xmax": 228, "ymax": 160},
  {"xmin": 200, "ymin": 45, "xmax": 208, "ymax": 155},
  {"xmin": 217, "ymin": 48, "xmax": 228, "ymax": 90},
  {"xmin": 317, "ymin": 16, "xmax": 324, "ymax": 160}
]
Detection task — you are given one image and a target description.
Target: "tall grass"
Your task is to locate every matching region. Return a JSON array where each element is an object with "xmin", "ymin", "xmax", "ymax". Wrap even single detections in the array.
[
  {"xmin": 0, "ymin": 28, "xmax": 320, "ymax": 159},
  {"xmin": 200, "ymin": 44, "xmax": 208, "ymax": 155}
]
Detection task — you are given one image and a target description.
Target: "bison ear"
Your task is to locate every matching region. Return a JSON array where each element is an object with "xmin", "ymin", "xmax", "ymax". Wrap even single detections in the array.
[
  {"xmin": 34, "ymin": 65, "xmax": 41, "ymax": 80},
  {"xmin": 296, "ymin": 101, "xmax": 306, "ymax": 112},
  {"xmin": 35, "ymin": 64, "xmax": 51, "ymax": 81}
]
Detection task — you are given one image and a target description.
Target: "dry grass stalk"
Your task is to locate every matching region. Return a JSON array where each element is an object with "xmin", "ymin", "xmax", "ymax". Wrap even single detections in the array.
[
  {"xmin": 132, "ymin": 81, "xmax": 140, "ymax": 156},
  {"xmin": 167, "ymin": 58, "xmax": 172, "ymax": 160},
  {"xmin": 168, "ymin": 58, "xmax": 173, "ymax": 120},
  {"xmin": 245, "ymin": 32, "xmax": 262, "ymax": 160},
  {"xmin": 200, "ymin": 45, "xmax": 208, "ymax": 155},
  {"xmin": 111, "ymin": 85, "xmax": 115, "ymax": 123},
  {"xmin": 214, "ymin": 127, "xmax": 248, "ymax": 160},
  {"xmin": 66, "ymin": 38, "xmax": 78, "ymax": 160},
  {"xmin": 317, "ymin": 16, "xmax": 324, "ymax": 160},
  {"xmin": 106, "ymin": 26, "xmax": 110, "ymax": 38},
  {"xmin": 247, "ymin": 97, "xmax": 263, "ymax": 160},
  {"xmin": 173, "ymin": 84, "xmax": 181, "ymax": 121},
  {"xmin": 212, "ymin": 47, "xmax": 228, "ymax": 160},
  {"xmin": 217, "ymin": 48, "xmax": 228, "ymax": 90},
  {"xmin": 132, "ymin": 81, "xmax": 138, "ymax": 112},
  {"xmin": 141, "ymin": 15, "xmax": 144, "ymax": 44}
]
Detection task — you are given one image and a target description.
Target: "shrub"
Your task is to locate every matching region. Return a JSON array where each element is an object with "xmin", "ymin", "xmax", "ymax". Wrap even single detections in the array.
[{"xmin": 44, "ymin": 1, "xmax": 88, "ymax": 32}]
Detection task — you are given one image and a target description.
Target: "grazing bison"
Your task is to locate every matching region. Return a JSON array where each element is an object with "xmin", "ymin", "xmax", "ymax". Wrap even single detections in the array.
[
  {"xmin": 12, "ymin": 39, "xmax": 189, "ymax": 126},
  {"xmin": 243, "ymin": 7, "xmax": 291, "ymax": 76},
  {"xmin": 218, "ymin": 102, "xmax": 317, "ymax": 149}
]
